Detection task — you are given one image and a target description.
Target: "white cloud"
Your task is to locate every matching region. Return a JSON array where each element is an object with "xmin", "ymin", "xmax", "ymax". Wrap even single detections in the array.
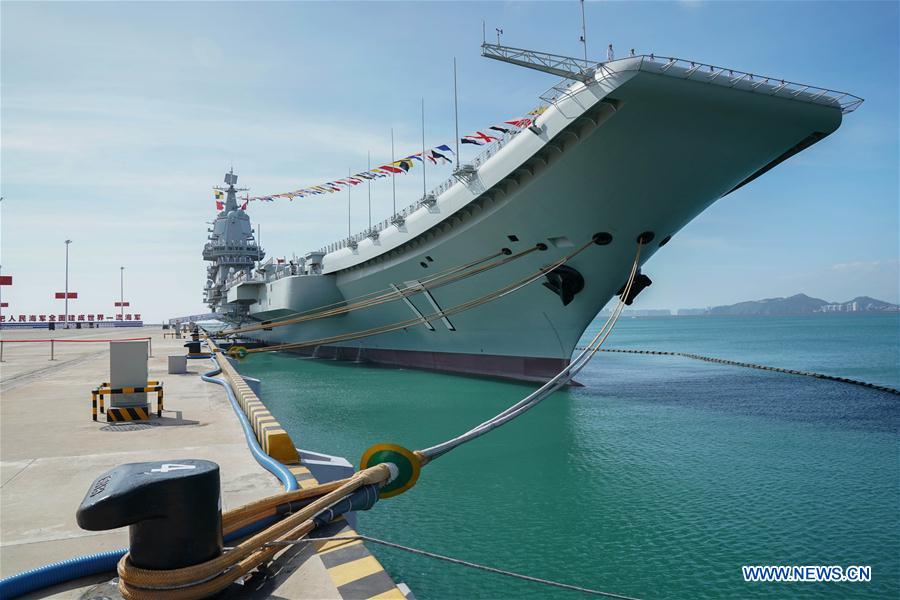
[{"xmin": 831, "ymin": 259, "xmax": 900, "ymax": 272}]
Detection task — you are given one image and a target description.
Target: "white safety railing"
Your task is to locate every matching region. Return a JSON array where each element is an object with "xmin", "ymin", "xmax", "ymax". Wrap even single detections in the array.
[
  {"xmin": 301, "ymin": 52, "xmax": 863, "ymax": 262},
  {"xmin": 539, "ymin": 54, "xmax": 863, "ymax": 114},
  {"xmin": 313, "ymin": 128, "xmax": 525, "ymax": 256}
]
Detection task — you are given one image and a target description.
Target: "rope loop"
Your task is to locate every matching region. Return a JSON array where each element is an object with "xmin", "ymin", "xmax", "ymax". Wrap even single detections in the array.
[{"xmin": 116, "ymin": 465, "xmax": 392, "ymax": 599}]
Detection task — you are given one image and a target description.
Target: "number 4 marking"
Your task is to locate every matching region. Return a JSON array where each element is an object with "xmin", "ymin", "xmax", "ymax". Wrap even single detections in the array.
[{"xmin": 151, "ymin": 463, "xmax": 196, "ymax": 473}]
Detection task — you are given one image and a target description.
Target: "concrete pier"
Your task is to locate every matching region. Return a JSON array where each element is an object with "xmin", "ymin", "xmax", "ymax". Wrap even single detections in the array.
[{"xmin": 0, "ymin": 326, "xmax": 404, "ymax": 599}]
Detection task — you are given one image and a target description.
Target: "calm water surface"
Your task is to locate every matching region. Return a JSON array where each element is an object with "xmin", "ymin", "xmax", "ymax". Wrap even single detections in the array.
[{"xmin": 237, "ymin": 314, "xmax": 899, "ymax": 599}]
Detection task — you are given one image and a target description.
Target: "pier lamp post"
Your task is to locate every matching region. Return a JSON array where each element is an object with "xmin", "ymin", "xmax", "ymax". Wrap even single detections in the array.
[
  {"xmin": 120, "ymin": 266, "xmax": 125, "ymax": 316},
  {"xmin": 0, "ymin": 264, "xmax": 5, "ymax": 326},
  {"xmin": 64, "ymin": 239, "xmax": 72, "ymax": 329}
]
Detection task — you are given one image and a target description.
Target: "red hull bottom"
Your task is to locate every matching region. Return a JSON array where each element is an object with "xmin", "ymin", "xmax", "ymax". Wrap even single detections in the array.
[{"xmin": 289, "ymin": 345, "xmax": 571, "ymax": 384}]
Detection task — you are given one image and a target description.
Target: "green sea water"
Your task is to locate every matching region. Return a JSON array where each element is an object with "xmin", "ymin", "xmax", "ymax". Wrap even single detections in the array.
[{"xmin": 237, "ymin": 314, "xmax": 899, "ymax": 599}]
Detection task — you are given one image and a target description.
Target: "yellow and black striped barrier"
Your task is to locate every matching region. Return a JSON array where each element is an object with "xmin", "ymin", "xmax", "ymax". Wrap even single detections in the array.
[
  {"xmin": 106, "ymin": 405, "xmax": 151, "ymax": 422},
  {"xmin": 92, "ymin": 382, "xmax": 164, "ymax": 422}
]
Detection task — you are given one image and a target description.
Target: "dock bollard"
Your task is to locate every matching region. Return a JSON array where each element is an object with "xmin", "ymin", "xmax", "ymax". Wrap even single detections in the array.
[{"xmin": 76, "ymin": 459, "xmax": 223, "ymax": 570}]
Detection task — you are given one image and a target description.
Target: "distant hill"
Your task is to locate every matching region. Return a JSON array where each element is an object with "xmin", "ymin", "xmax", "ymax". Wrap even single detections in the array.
[{"xmin": 702, "ymin": 293, "xmax": 899, "ymax": 316}]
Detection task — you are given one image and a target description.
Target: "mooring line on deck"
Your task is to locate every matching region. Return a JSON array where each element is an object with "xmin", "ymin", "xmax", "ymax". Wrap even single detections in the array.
[
  {"xmin": 582, "ymin": 348, "xmax": 900, "ymax": 395},
  {"xmin": 267, "ymin": 535, "xmax": 642, "ymax": 599},
  {"xmin": 225, "ymin": 244, "xmax": 537, "ymax": 336},
  {"xmin": 243, "ymin": 238, "xmax": 599, "ymax": 355},
  {"xmin": 417, "ymin": 243, "xmax": 644, "ymax": 463}
]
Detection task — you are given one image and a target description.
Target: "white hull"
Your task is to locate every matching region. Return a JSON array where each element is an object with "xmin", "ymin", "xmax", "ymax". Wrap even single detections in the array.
[{"xmin": 222, "ymin": 58, "xmax": 843, "ymax": 381}]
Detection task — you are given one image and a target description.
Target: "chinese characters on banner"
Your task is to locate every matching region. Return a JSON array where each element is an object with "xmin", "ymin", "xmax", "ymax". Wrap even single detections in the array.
[{"xmin": 0, "ymin": 313, "xmax": 141, "ymax": 323}]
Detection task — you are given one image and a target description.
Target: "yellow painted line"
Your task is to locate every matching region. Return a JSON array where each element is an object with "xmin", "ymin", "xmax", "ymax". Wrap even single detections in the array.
[
  {"xmin": 368, "ymin": 588, "xmax": 408, "ymax": 600},
  {"xmin": 316, "ymin": 537, "xmax": 362, "ymax": 555},
  {"xmin": 327, "ymin": 555, "xmax": 383, "ymax": 587},
  {"xmin": 215, "ymin": 350, "xmax": 300, "ymax": 463}
]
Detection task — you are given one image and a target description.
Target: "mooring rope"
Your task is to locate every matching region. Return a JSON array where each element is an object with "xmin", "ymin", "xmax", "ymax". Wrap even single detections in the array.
[
  {"xmin": 226, "ymin": 248, "xmax": 504, "ymax": 335},
  {"xmin": 267, "ymin": 535, "xmax": 642, "ymax": 600},
  {"xmin": 244, "ymin": 238, "xmax": 598, "ymax": 355},
  {"xmin": 586, "ymin": 348, "xmax": 900, "ymax": 395},
  {"xmin": 115, "ymin": 239, "xmax": 646, "ymax": 599},
  {"xmin": 116, "ymin": 466, "xmax": 391, "ymax": 599},
  {"xmin": 226, "ymin": 244, "xmax": 540, "ymax": 336},
  {"xmin": 417, "ymin": 244, "xmax": 643, "ymax": 462}
]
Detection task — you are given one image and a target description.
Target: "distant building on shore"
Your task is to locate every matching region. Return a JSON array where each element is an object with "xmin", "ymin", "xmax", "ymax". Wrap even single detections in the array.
[
  {"xmin": 819, "ymin": 301, "xmax": 860, "ymax": 312},
  {"xmin": 599, "ymin": 309, "xmax": 672, "ymax": 317},
  {"xmin": 676, "ymin": 308, "xmax": 709, "ymax": 316}
]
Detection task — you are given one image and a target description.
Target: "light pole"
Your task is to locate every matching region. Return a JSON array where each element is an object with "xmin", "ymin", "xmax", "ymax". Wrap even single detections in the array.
[
  {"xmin": 64, "ymin": 239, "xmax": 72, "ymax": 328},
  {"xmin": 120, "ymin": 266, "xmax": 125, "ymax": 316}
]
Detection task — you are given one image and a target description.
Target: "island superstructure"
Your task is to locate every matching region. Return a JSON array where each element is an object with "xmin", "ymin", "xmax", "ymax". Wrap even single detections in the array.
[
  {"xmin": 203, "ymin": 170, "xmax": 264, "ymax": 312},
  {"xmin": 204, "ymin": 44, "xmax": 862, "ymax": 382}
]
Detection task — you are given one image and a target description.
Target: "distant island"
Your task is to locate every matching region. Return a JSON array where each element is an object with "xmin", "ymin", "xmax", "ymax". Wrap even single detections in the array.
[
  {"xmin": 604, "ymin": 294, "xmax": 899, "ymax": 317},
  {"xmin": 691, "ymin": 294, "xmax": 899, "ymax": 316}
]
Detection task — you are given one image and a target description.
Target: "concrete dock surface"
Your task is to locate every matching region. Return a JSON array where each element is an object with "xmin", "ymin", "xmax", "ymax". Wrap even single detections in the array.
[{"xmin": 0, "ymin": 326, "xmax": 390, "ymax": 599}]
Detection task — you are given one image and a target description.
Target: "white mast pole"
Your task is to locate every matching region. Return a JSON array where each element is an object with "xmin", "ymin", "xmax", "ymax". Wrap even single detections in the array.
[
  {"xmin": 453, "ymin": 57, "xmax": 460, "ymax": 168},
  {"xmin": 367, "ymin": 151, "xmax": 372, "ymax": 230},
  {"xmin": 580, "ymin": 0, "xmax": 588, "ymax": 62},
  {"xmin": 421, "ymin": 97, "xmax": 426, "ymax": 199},
  {"xmin": 391, "ymin": 128, "xmax": 396, "ymax": 214},
  {"xmin": 347, "ymin": 167, "xmax": 351, "ymax": 239}
]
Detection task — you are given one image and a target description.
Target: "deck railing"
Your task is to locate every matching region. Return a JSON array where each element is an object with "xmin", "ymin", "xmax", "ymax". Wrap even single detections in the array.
[
  {"xmin": 539, "ymin": 54, "xmax": 863, "ymax": 114},
  {"xmin": 312, "ymin": 128, "xmax": 523, "ymax": 256},
  {"xmin": 306, "ymin": 52, "xmax": 862, "ymax": 261}
]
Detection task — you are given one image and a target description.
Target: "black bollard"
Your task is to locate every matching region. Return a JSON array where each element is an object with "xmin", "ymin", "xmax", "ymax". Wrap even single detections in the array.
[
  {"xmin": 76, "ymin": 459, "xmax": 223, "ymax": 570},
  {"xmin": 184, "ymin": 340, "xmax": 202, "ymax": 354}
]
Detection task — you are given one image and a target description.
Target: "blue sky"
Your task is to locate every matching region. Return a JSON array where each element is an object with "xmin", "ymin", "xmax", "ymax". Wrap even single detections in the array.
[{"xmin": 2, "ymin": 1, "xmax": 897, "ymax": 321}]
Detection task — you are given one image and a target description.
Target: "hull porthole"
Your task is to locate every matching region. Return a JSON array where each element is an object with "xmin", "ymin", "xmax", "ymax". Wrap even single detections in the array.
[
  {"xmin": 593, "ymin": 232, "xmax": 613, "ymax": 246},
  {"xmin": 636, "ymin": 231, "xmax": 655, "ymax": 245}
]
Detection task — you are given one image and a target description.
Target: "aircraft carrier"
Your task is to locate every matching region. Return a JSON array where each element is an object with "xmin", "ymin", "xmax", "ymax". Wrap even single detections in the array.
[{"xmin": 204, "ymin": 43, "xmax": 861, "ymax": 381}]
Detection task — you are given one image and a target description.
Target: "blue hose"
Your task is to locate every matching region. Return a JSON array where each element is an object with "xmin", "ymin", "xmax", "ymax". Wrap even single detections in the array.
[
  {"xmin": 200, "ymin": 357, "xmax": 299, "ymax": 493},
  {"xmin": 0, "ymin": 356, "xmax": 298, "ymax": 598}
]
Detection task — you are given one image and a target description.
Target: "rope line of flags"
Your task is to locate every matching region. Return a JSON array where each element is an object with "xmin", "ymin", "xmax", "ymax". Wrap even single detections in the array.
[
  {"xmin": 214, "ymin": 190, "xmax": 246, "ymax": 211},
  {"xmin": 213, "ymin": 109, "xmax": 544, "ymax": 209}
]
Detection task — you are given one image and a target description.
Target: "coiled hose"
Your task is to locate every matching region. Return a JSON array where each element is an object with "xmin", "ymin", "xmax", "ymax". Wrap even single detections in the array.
[{"xmin": 0, "ymin": 356, "xmax": 298, "ymax": 599}]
